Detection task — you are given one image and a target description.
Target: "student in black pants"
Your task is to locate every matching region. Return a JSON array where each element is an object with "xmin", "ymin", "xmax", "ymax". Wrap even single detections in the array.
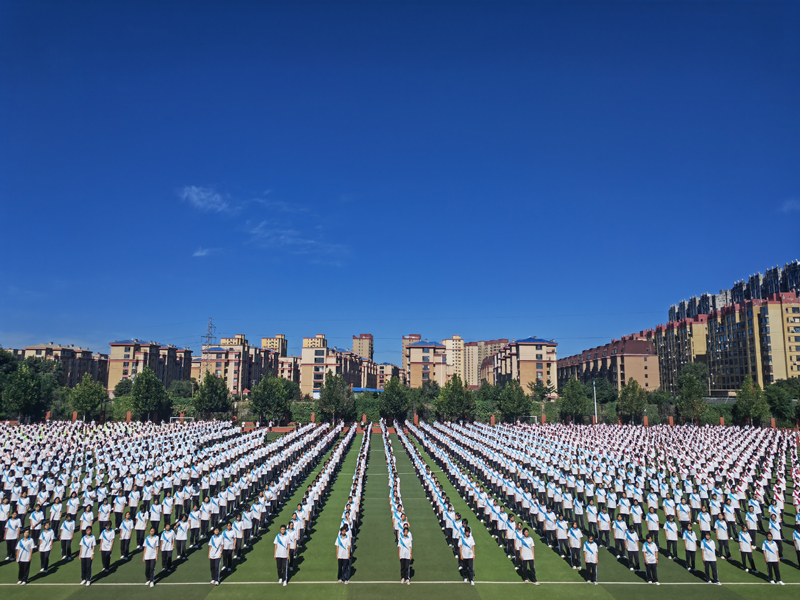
[{"xmin": 16, "ymin": 529, "xmax": 34, "ymax": 585}]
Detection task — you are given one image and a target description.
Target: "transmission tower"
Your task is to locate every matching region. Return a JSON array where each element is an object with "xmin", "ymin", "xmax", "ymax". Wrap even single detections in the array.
[{"xmin": 200, "ymin": 317, "xmax": 217, "ymax": 381}]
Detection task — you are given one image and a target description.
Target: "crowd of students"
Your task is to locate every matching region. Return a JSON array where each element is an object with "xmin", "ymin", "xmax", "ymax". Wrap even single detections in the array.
[
  {"xmin": 333, "ymin": 426, "xmax": 369, "ymax": 584},
  {"xmin": 380, "ymin": 421, "xmax": 414, "ymax": 584},
  {"xmin": 408, "ymin": 419, "xmax": 799, "ymax": 586}
]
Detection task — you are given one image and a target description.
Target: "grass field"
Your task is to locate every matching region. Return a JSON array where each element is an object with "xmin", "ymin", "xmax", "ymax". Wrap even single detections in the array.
[{"xmin": 1, "ymin": 432, "xmax": 798, "ymax": 600}]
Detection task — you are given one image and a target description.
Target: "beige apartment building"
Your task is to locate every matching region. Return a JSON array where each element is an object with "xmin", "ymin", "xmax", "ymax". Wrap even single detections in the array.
[
  {"xmin": 376, "ymin": 363, "xmax": 405, "ymax": 389},
  {"xmin": 442, "ymin": 335, "xmax": 466, "ymax": 382},
  {"xmin": 706, "ymin": 291, "xmax": 800, "ymax": 394},
  {"xmin": 360, "ymin": 358, "xmax": 378, "ymax": 389},
  {"xmin": 278, "ymin": 355, "xmax": 300, "ymax": 383},
  {"xmin": 109, "ymin": 340, "xmax": 192, "ymax": 391},
  {"xmin": 480, "ymin": 355, "xmax": 495, "ymax": 385},
  {"xmin": 493, "ymin": 337, "xmax": 558, "ymax": 393},
  {"xmin": 352, "ymin": 334, "xmax": 374, "ymax": 361},
  {"xmin": 24, "ymin": 342, "xmax": 109, "ymax": 388},
  {"xmin": 405, "ymin": 340, "xmax": 448, "ymax": 388},
  {"xmin": 557, "ymin": 337, "xmax": 660, "ymax": 392},
  {"xmin": 261, "ymin": 334, "xmax": 288, "ymax": 357},
  {"xmin": 652, "ymin": 315, "xmax": 709, "ymax": 394},
  {"xmin": 465, "ymin": 339, "xmax": 508, "ymax": 388},
  {"xmin": 191, "ymin": 334, "xmax": 274, "ymax": 396},
  {"xmin": 401, "ymin": 334, "xmax": 421, "ymax": 372},
  {"xmin": 299, "ymin": 334, "xmax": 362, "ymax": 397}
]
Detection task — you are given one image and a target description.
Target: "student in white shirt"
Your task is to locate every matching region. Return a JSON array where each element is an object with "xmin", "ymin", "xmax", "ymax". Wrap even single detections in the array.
[
  {"xmin": 793, "ymin": 527, "xmax": 800, "ymax": 571},
  {"xmin": 459, "ymin": 526, "xmax": 476, "ymax": 585},
  {"xmin": 737, "ymin": 529, "xmax": 756, "ymax": 572},
  {"xmin": 335, "ymin": 525, "xmax": 352, "ymax": 584},
  {"xmin": 762, "ymin": 533, "xmax": 783, "ymax": 585},
  {"xmin": 79, "ymin": 527, "xmax": 96, "ymax": 586},
  {"xmin": 663, "ymin": 515, "xmax": 679, "ymax": 559},
  {"xmin": 16, "ymin": 529, "xmax": 35, "ymax": 585},
  {"xmin": 583, "ymin": 534, "xmax": 599, "ymax": 585},
  {"xmin": 519, "ymin": 528, "xmax": 538, "ymax": 585},
  {"xmin": 142, "ymin": 528, "xmax": 159, "ymax": 587},
  {"xmin": 60, "ymin": 514, "xmax": 76, "ymax": 560},
  {"xmin": 175, "ymin": 514, "xmax": 189, "ymax": 560},
  {"xmin": 701, "ymin": 532, "xmax": 720, "ymax": 585},
  {"xmin": 119, "ymin": 512, "xmax": 133, "ymax": 560},
  {"xmin": 208, "ymin": 527, "xmax": 223, "ymax": 585},
  {"xmin": 99, "ymin": 523, "xmax": 116, "ymax": 572},
  {"xmin": 222, "ymin": 522, "xmax": 235, "ymax": 572},
  {"xmin": 274, "ymin": 524, "xmax": 290, "ymax": 586},
  {"xmin": 5, "ymin": 510, "xmax": 21, "ymax": 561},
  {"xmin": 39, "ymin": 521, "xmax": 55, "ymax": 573},
  {"xmin": 643, "ymin": 534, "xmax": 659, "ymax": 585},
  {"xmin": 568, "ymin": 521, "xmax": 583, "ymax": 569},
  {"xmin": 160, "ymin": 522, "xmax": 175, "ymax": 572},
  {"xmin": 682, "ymin": 525, "xmax": 697, "ymax": 571},
  {"xmin": 398, "ymin": 524, "xmax": 413, "ymax": 584}
]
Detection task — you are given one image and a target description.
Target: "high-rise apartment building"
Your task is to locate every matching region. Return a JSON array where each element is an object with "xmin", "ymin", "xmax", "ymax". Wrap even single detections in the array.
[
  {"xmin": 299, "ymin": 334, "xmax": 362, "ymax": 397},
  {"xmin": 191, "ymin": 334, "xmax": 273, "ymax": 396},
  {"xmin": 653, "ymin": 316, "xmax": 709, "ymax": 394},
  {"xmin": 557, "ymin": 337, "xmax": 659, "ymax": 392},
  {"xmin": 360, "ymin": 358, "xmax": 378, "ymax": 389},
  {"xmin": 376, "ymin": 363, "xmax": 404, "ymax": 389},
  {"xmin": 352, "ymin": 334, "xmax": 374, "ymax": 361},
  {"xmin": 109, "ymin": 340, "xmax": 192, "ymax": 391},
  {"xmin": 405, "ymin": 340, "xmax": 448, "ymax": 388},
  {"xmin": 278, "ymin": 356, "xmax": 300, "ymax": 383},
  {"xmin": 24, "ymin": 343, "xmax": 110, "ymax": 388},
  {"xmin": 465, "ymin": 339, "xmax": 509, "ymax": 387},
  {"xmin": 493, "ymin": 338, "xmax": 558, "ymax": 392},
  {"xmin": 442, "ymin": 335, "xmax": 465, "ymax": 382},
  {"xmin": 261, "ymin": 334, "xmax": 288, "ymax": 357},
  {"xmin": 401, "ymin": 334, "xmax": 421, "ymax": 372}
]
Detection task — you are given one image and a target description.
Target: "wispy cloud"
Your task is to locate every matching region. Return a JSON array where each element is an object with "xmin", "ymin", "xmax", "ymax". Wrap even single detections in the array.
[
  {"xmin": 180, "ymin": 186, "xmax": 230, "ymax": 213},
  {"xmin": 192, "ymin": 247, "xmax": 218, "ymax": 257},
  {"xmin": 780, "ymin": 199, "xmax": 800, "ymax": 214},
  {"xmin": 246, "ymin": 220, "xmax": 348, "ymax": 262},
  {"xmin": 249, "ymin": 197, "xmax": 308, "ymax": 213}
]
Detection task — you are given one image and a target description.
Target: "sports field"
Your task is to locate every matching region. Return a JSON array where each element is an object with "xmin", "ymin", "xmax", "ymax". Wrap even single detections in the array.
[{"xmin": 1, "ymin": 432, "xmax": 798, "ymax": 600}]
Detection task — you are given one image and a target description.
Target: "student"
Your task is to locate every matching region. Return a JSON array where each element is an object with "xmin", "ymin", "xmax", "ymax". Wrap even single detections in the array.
[
  {"xmin": 646, "ymin": 508, "xmax": 660, "ymax": 547},
  {"xmin": 714, "ymin": 515, "xmax": 731, "ymax": 560},
  {"xmin": 189, "ymin": 504, "xmax": 201, "ymax": 548},
  {"xmin": 459, "ymin": 526, "xmax": 476, "ymax": 586},
  {"xmin": 160, "ymin": 522, "xmax": 175, "ymax": 572},
  {"xmin": 398, "ymin": 524, "xmax": 412, "ymax": 584},
  {"xmin": 583, "ymin": 533, "xmax": 599, "ymax": 585},
  {"xmin": 99, "ymin": 522, "xmax": 116, "ymax": 572},
  {"xmin": 120, "ymin": 511, "xmax": 133, "ymax": 560},
  {"xmin": 597, "ymin": 507, "xmax": 611, "ymax": 548},
  {"xmin": 175, "ymin": 514, "xmax": 189, "ymax": 560},
  {"xmin": 568, "ymin": 521, "xmax": 583, "ymax": 569},
  {"xmin": 274, "ymin": 524, "xmax": 290, "ymax": 586},
  {"xmin": 737, "ymin": 528, "xmax": 756, "ymax": 572},
  {"xmin": 519, "ymin": 528, "xmax": 539, "ymax": 585},
  {"xmin": 222, "ymin": 522, "xmax": 235, "ymax": 572},
  {"xmin": 643, "ymin": 534, "xmax": 659, "ymax": 585},
  {"xmin": 762, "ymin": 533, "xmax": 784, "ymax": 585},
  {"xmin": 625, "ymin": 523, "xmax": 640, "ymax": 571},
  {"xmin": 143, "ymin": 527, "xmax": 159, "ymax": 587},
  {"xmin": 335, "ymin": 525, "xmax": 352, "ymax": 584},
  {"xmin": 39, "ymin": 521, "xmax": 55, "ymax": 573},
  {"xmin": 793, "ymin": 527, "xmax": 800, "ymax": 570},
  {"xmin": 701, "ymin": 532, "xmax": 720, "ymax": 585},
  {"xmin": 5, "ymin": 510, "xmax": 21, "ymax": 561},
  {"xmin": 60, "ymin": 513, "xmax": 76, "ymax": 560},
  {"xmin": 208, "ymin": 526, "xmax": 222, "ymax": 586},
  {"xmin": 79, "ymin": 526, "xmax": 96, "ymax": 586},
  {"xmin": 682, "ymin": 524, "xmax": 697, "ymax": 571},
  {"xmin": 613, "ymin": 514, "xmax": 627, "ymax": 558},
  {"xmin": 16, "ymin": 529, "xmax": 34, "ymax": 585},
  {"xmin": 135, "ymin": 508, "xmax": 148, "ymax": 549}
]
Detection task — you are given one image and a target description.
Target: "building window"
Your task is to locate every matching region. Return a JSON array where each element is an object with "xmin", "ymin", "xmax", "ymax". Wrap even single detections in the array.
[
  {"xmin": 123, "ymin": 362, "xmax": 129, "ymax": 367},
  {"xmin": 422, "ymin": 365, "xmax": 430, "ymax": 371},
  {"xmin": 216, "ymin": 362, "xmax": 222, "ymax": 368},
  {"xmin": 123, "ymin": 354, "xmax": 130, "ymax": 359},
  {"xmin": 536, "ymin": 354, "xmax": 543, "ymax": 360},
  {"xmin": 122, "ymin": 370, "xmax": 128, "ymax": 376},
  {"xmin": 215, "ymin": 370, "xmax": 221, "ymax": 376},
  {"xmin": 315, "ymin": 350, "xmax": 324, "ymax": 356},
  {"xmin": 536, "ymin": 345, "xmax": 542, "ymax": 350},
  {"xmin": 422, "ymin": 373, "xmax": 429, "ymax": 380},
  {"xmin": 216, "ymin": 354, "xmax": 223, "ymax": 359},
  {"xmin": 314, "ymin": 358, "xmax": 324, "ymax": 364},
  {"xmin": 537, "ymin": 363, "xmax": 543, "ymax": 370}
]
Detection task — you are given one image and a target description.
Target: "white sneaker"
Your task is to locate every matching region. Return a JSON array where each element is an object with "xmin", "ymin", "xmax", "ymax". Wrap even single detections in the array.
[
  {"xmin": 770, "ymin": 580, "xmax": 775, "ymax": 584},
  {"xmin": 779, "ymin": 582, "xmax": 785, "ymax": 586},
  {"xmin": 283, "ymin": 581, "xmax": 287, "ymax": 587},
  {"xmin": 150, "ymin": 582, "xmax": 154, "ymax": 588},
  {"xmin": 464, "ymin": 578, "xmax": 468, "ymax": 583},
  {"xmin": 81, "ymin": 580, "xmax": 86, "ymax": 585},
  {"xmin": 745, "ymin": 569, "xmax": 749, "ymax": 572},
  {"xmin": 86, "ymin": 582, "xmax": 91, "ymax": 587},
  {"xmin": 211, "ymin": 580, "xmax": 215, "ymax": 585},
  {"xmin": 407, "ymin": 580, "xmax": 410, "ymax": 585},
  {"xmin": 630, "ymin": 567, "xmax": 634, "ymax": 571},
  {"xmin": 40, "ymin": 568, "xmax": 44, "ymax": 572},
  {"xmin": 656, "ymin": 582, "xmax": 660, "ymax": 586}
]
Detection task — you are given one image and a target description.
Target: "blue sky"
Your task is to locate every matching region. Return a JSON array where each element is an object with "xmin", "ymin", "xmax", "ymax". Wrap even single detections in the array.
[{"xmin": 1, "ymin": 1, "xmax": 799, "ymax": 364}]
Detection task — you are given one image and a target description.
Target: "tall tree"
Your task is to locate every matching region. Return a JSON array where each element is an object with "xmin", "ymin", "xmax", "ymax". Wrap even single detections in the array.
[
  {"xmin": 678, "ymin": 362, "xmax": 709, "ymax": 395},
  {"xmin": 193, "ymin": 371, "xmax": 232, "ymax": 417},
  {"xmin": 560, "ymin": 378, "xmax": 591, "ymax": 423},
  {"xmin": 316, "ymin": 371, "xmax": 355, "ymax": 423},
  {"xmin": 131, "ymin": 367, "xmax": 169, "ymax": 421},
  {"xmin": 647, "ymin": 388, "xmax": 674, "ymax": 406},
  {"xmin": 437, "ymin": 375, "xmax": 474, "ymax": 421},
  {"xmin": 676, "ymin": 373, "xmax": 706, "ymax": 424},
  {"xmin": 764, "ymin": 384, "xmax": 793, "ymax": 421},
  {"xmin": 113, "ymin": 378, "xmax": 133, "ymax": 397},
  {"xmin": 498, "ymin": 380, "xmax": 531, "ymax": 422},
  {"xmin": 582, "ymin": 378, "xmax": 618, "ymax": 404},
  {"xmin": 249, "ymin": 375, "xmax": 290, "ymax": 423},
  {"xmin": 732, "ymin": 375, "xmax": 770, "ymax": 426},
  {"xmin": 168, "ymin": 379, "xmax": 195, "ymax": 399},
  {"xmin": 70, "ymin": 374, "xmax": 108, "ymax": 420},
  {"xmin": 618, "ymin": 378, "xmax": 647, "ymax": 424},
  {"xmin": 1, "ymin": 363, "xmax": 45, "ymax": 419},
  {"xmin": 380, "ymin": 376, "xmax": 409, "ymax": 421}
]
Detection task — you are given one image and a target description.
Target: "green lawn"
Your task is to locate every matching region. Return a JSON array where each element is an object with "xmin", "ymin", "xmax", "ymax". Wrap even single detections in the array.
[{"xmin": 0, "ymin": 433, "xmax": 797, "ymax": 600}]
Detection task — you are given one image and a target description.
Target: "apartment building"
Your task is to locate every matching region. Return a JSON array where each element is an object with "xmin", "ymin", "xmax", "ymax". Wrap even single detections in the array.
[
  {"xmin": 109, "ymin": 340, "xmax": 192, "ymax": 391},
  {"xmin": 465, "ymin": 339, "xmax": 509, "ymax": 388},
  {"xmin": 706, "ymin": 291, "xmax": 800, "ymax": 394},
  {"xmin": 652, "ymin": 315, "xmax": 709, "ymax": 394},
  {"xmin": 442, "ymin": 335, "xmax": 466, "ymax": 382},
  {"xmin": 401, "ymin": 334, "xmax": 422, "ymax": 372},
  {"xmin": 405, "ymin": 340, "xmax": 448, "ymax": 388},
  {"xmin": 352, "ymin": 334, "xmax": 374, "ymax": 361},
  {"xmin": 557, "ymin": 337, "xmax": 659, "ymax": 392},
  {"xmin": 360, "ymin": 358, "xmax": 378, "ymax": 389},
  {"xmin": 299, "ymin": 334, "xmax": 362, "ymax": 397},
  {"xmin": 261, "ymin": 334, "xmax": 288, "ymax": 357},
  {"xmin": 24, "ymin": 342, "xmax": 110, "ymax": 388},
  {"xmin": 480, "ymin": 355, "xmax": 495, "ymax": 385},
  {"xmin": 278, "ymin": 355, "xmax": 300, "ymax": 383},
  {"xmin": 191, "ymin": 334, "xmax": 272, "ymax": 396},
  {"xmin": 376, "ymin": 363, "xmax": 405, "ymax": 389},
  {"xmin": 493, "ymin": 337, "xmax": 558, "ymax": 393}
]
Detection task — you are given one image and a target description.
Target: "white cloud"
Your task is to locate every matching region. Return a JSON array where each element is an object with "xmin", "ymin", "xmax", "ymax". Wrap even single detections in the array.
[
  {"xmin": 180, "ymin": 186, "xmax": 230, "ymax": 213},
  {"xmin": 192, "ymin": 247, "xmax": 220, "ymax": 257},
  {"xmin": 780, "ymin": 199, "xmax": 800, "ymax": 214},
  {"xmin": 246, "ymin": 220, "xmax": 348, "ymax": 259}
]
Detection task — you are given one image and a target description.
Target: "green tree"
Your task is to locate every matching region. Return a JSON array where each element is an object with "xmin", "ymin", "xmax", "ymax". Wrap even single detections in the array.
[
  {"xmin": 283, "ymin": 380, "xmax": 302, "ymax": 402},
  {"xmin": 732, "ymin": 375, "xmax": 771, "ymax": 426},
  {"xmin": 498, "ymin": 380, "xmax": 531, "ymax": 422},
  {"xmin": 2, "ymin": 363, "xmax": 47, "ymax": 419},
  {"xmin": 560, "ymin": 378, "xmax": 591, "ymax": 423},
  {"xmin": 249, "ymin": 375, "xmax": 290, "ymax": 423},
  {"xmin": 647, "ymin": 388, "xmax": 674, "ymax": 406},
  {"xmin": 193, "ymin": 371, "xmax": 232, "ymax": 417},
  {"xmin": 168, "ymin": 379, "xmax": 195, "ymax": 399},
  {"xmin": 764, "ymin": 384, "xmax": 793, "ymax": 422},
  {"xmin": 70, "ymin": 374, "xmax": 108, "ymax": 420},
  {"xmin": 475, "ymin": 381, "xmax": 500, "ymax": 421},
  {"xmin": 676, "ymin": 373, "xmax": 706, "ymax": 424},
  {"xmin": 678, "ymin": 362, "xmax": 709, "ymax": 394},
  {"xmin": 381, "ymin": 376, "xmax": 409, "ymax": 421},
  {"xmin": 582, "ymin": 378, "xmax": 618, "ymax": 404},
  {"xmin": 618, "ymin": 378, "xmax": 647, "ymax": 424},
  {"xmin": 131, "ymin": 367, "xmax": 170, "ymax": 421},
  {"xmin": 436, "ymin": 375, "xmax": 474, "ymax": 420},
  {"xmin": 316, "ymin": 372, "xmax": 355, "ymax": 423},
  {"xmin": 773, "ymin": 377, "xmax": 800, "ymax": 399},
  {"xmin": 114, "ymin": 378, "xmax": 133, "ymax": 397}
]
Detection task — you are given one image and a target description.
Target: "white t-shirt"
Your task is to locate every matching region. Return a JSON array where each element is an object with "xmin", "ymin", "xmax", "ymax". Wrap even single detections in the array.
[
  {"xmin": 16, "ymin": 538, "xmax": 34, "ymax": 562},
  {"xmin": 100, "ymin": 529, "xmax": 116, "ymax": 552},
  {"xmin": 208, "ymin": 534, "xmax": 223, "ymax": 560},
  {"xmin": 397, "ymin": 533, "xmax": 412, "ymax": 560},
  {"xmin": 79, "ymin": 534, "xmax": 96, "ymax": 559},
  {"xmin": 583, "ymin": 541, "xmax": 598, "ymax": 563},
  {"xmin": 460, "ymin": 534, "xmax": 475, "ymax": 559},
  {"xmin": 143, "ymin": 535, "xmax": 159, "ymax": 560},
  {"xmin": 519, "ymin": 535, "xmax": 535, "ymax": 561},
  {"xmin": 274, "ymin": 533, "xmax": 290, "ymax": 558},
  {"xmin": 336, "ymin": 534, "xmax": 351, "ymax": 559}
]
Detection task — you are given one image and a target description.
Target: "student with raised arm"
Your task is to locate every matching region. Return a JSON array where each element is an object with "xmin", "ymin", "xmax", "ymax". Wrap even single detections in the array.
[
  {"xmin": 398, "ymin": 523, "xmax": 412, "ymax": 584},
  {"xmin": 460, "ymin": 526, "xmax": 476, "ymax": 586},
  {"xmin": 643, "ymin": 534, "xmax": 659, "ymax": 585},
  {"xmin": 583, "ymin": 533, "xmax": 599, "ymax": 585},
  {"xmin": 208, "ymin": 526, "xmax": 222, "ymax": 586},
  {"xmin": 519, "ymin": 528, "xmax": 539, "ymax": 585},
  {"xmin": 274, "ymin": 524, "xmax": 290, "ymax": 586},
  {"xmin": 16, "ymin": 529, "xmax": 34, "ymax": 585},
  {"xmin": 79, "ymin": 526, "xmax": 96, "ymax": 586},
  {"xmin": 335, "ymin": 525, "xmax": 352, "ymax": 584}
]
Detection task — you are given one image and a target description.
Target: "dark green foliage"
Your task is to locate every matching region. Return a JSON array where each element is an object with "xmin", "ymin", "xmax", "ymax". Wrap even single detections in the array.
[
  {"xmin": 618, "ymin": 378, "xmax": 647, "ymax": 424},
  {"xmin": 560, "ymin": 378, "xmax": 591, "ymax": 423},
  {"xmin": 582, "ymin": 378, "xmax": 618, "ymax": 404},
  {"xmin": 168, "ymin": 379, "xmax": 195, "ymax": 399},
  {"xmin": 498, "ymin": 380, "xmax": 531, "ymax": 422},
  {"xmin": 315, "ymin": 372, "xmax": 355, "ymax": 422},
  {"xmin": 70, "ymin": 373, "xmax": 108, "ymax": 420},
  {"xmin": 193, "ymin": 371, "xmax": 232, "ymax": 417},
  {"xmin": 130, "ymin": 366, "xmax": 170, "ymax": 420},
  {"xmin": 380, "ymin": 376, "xmax": 410, "ymax": 421},
  {"xmin": 764, "ymin": 384, "xmax": 792, "ymax": 421},
  {"xmin": 436, "ymin": 375, "xmax": 474, "ymax": 420},
  {"xmin": 113, "ymin": 378, "xmax": 133, "ymax": 397},
  {"xmin": 249, "ymin": 375, "xmax": 291, "ymax": 423}
]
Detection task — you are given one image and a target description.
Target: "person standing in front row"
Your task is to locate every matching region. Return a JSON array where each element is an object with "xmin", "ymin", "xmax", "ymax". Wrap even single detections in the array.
[
  {"xmin": 79, "ymin": 526, "xmax": 96, "ymax": 587},
  {"xmin": 643, "ymin": 534, "xmax": 659, "ymax": 585},
  {"xmin": 143, "ymin": 527, "xmax": 159, "ymax": 587},
  {"xmin": 99, "ymin": 523, "xmax": 115, "ymax": 572},
  {"xmin": 763, "ymin": 533, "xmax": 784, "ymax": 585},
  {"xmin": 16, "ymin": 529, "xmax": 34, "ymax": 585},
  {"xmin": 274, "ymin": 524, "xmax": 289, "ymax": 586},
  {"xmin": 39, "ymin": 521, "xmax": 55, "ymax": 573},
  {"xmin": 208, "ymin": 526, "xmax": 222, "ymax": 586},
  {"xmin": 335, "ymin": 525, "xmax": 352, "ymax": 584},
  {"xmin": 398, "ymin": 524, "xmax": 412, "ymax": 584},
  {"xmin": 583, "ymin": 534, "xmax": 599, "ymax": 585},
  {"xmin": 701, "ymin": 532, "xmax": 720, "ymax": 585},
  {"xmin": 460, "ymin": 526, "xmax": 476, "ymax": 586},
  {"xmin": 519, "ymin": 528, "xmax": 539, "ymax": 585}
]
